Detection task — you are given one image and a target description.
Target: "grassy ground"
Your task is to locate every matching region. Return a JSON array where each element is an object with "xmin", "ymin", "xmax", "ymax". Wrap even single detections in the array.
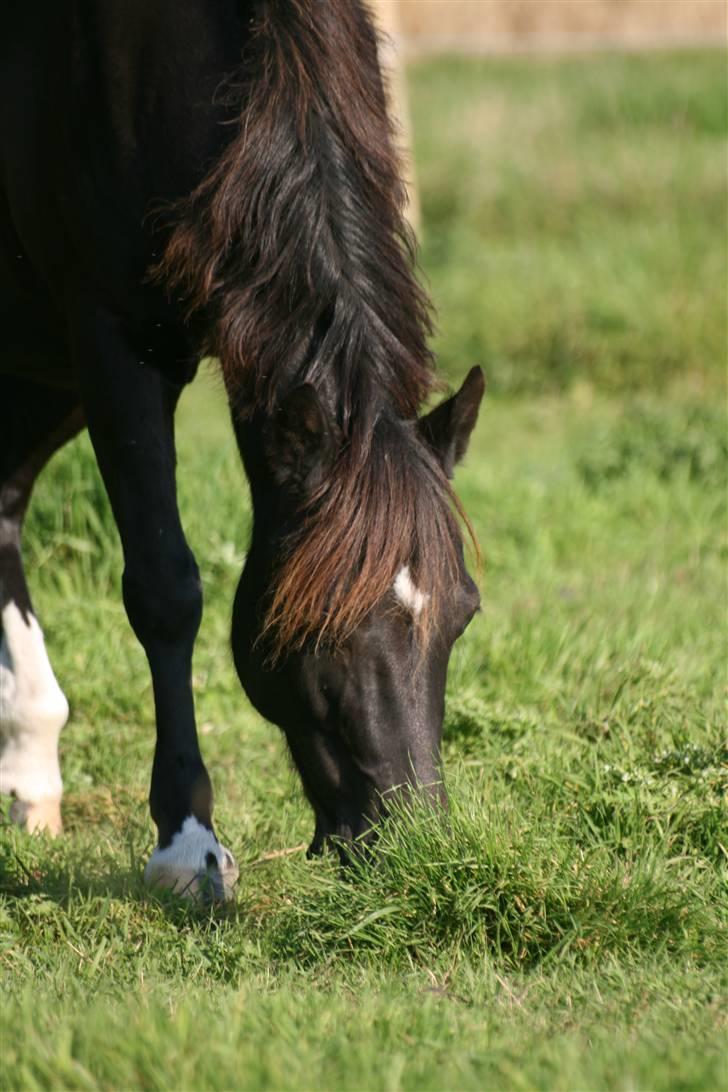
[
  {"xmin": 2, "ymin": 51, "xmax": 726, "ymax": 1092},
  {"xmin": 413, "ymin": 50, "xmax": 726, "ymax": 394}
]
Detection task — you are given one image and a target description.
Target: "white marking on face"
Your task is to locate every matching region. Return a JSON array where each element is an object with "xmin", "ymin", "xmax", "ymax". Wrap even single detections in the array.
[
  {"xmin": 144, "ymin": 816, "xmax": 239, "ymax": 897},
  {"xmin": 0, "ymin": 602, "xmax": 68, "ymax": 806},
  {"xmin": 393, "ymin": 566, "xmax": 427, "ymax": 615}
]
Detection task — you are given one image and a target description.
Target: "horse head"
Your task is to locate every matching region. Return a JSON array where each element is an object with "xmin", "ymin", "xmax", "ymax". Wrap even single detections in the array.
[{"xmin": 232, "ymin": 367, "xmax": 484, "ymax": 855}]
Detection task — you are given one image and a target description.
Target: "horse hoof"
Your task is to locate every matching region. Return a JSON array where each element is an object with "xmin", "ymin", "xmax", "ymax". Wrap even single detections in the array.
[
  {"xmin": 8, "ymin": 797, "xmax": 63, "ymax": 836},
  {"xmin": 145, "ymin": 855, "xmax": 238, "ymax": 902},
  {"xmin": 144, "ymin": 817, "xmax": 239, "ymax": 902}
]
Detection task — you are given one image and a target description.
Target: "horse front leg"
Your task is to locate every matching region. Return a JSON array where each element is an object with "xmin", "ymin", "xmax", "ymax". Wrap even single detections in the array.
[{"xmin": 72, "ymin": 307, "xmax": 238, "ymax": 899}]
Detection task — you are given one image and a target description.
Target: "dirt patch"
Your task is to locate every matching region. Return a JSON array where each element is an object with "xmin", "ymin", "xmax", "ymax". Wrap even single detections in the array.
[{"xmin": 373, "ymin": 0, "xmax": 726, "ymax": 51}]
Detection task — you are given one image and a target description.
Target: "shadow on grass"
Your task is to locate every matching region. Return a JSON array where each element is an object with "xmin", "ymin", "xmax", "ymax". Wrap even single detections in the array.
[{"xmin": 0, "ymin": 818, "xmax": 247, "ymax": 929}]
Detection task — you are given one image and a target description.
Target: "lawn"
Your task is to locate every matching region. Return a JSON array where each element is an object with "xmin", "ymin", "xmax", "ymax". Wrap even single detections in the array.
[{"xmin": 1, "ymin": 51, "xmax": 726, "ymax": 1091}]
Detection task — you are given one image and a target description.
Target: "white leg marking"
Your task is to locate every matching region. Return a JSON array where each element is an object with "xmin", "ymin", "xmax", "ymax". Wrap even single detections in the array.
[
  {"xmin": 0, "ymin": 602, "xmax": 68, "ymax": 833},
  {"xmin": 144, "ymin": 817, "xmax": 239, "ymax": 900},
  {"xmin": 393, "ymin": 566, "xmax": 427, "ymax": 615}
]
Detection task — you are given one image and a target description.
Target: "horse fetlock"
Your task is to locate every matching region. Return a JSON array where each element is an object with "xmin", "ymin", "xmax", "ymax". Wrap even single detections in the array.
[
  {"xmin": 144, "ymin": 816, "xmax": 239, "ymax": 901},
  {"xmin": 0, "ymin": 683, "xmax": 69, "ymax": 740}
]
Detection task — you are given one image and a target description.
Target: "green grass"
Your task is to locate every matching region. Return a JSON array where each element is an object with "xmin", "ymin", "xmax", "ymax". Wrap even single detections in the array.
[
  {"xmin": 411, "ymin": 50, "xmax": 726, "ymax": 394},
  {"xmin": 2, "ymin": 51, "xmax": 727, "ymax": 1091}
]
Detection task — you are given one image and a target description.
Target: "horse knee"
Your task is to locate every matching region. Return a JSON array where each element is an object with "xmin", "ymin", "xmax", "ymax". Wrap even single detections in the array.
[{"xmin": 122, "ymin": 551, "xmax": 202, "ymax": 651}]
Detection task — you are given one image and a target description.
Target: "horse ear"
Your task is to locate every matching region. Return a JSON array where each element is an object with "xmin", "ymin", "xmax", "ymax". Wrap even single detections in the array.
[
  {"xmin": 417, "ymin": 366, "xmax": 485, "ymax": 478},
  {"xmin": 267, "ymin": 384, "xmax": 338, "ymax": 495}
]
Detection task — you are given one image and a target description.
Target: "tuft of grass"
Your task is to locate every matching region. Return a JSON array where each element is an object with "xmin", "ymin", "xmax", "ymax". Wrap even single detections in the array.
[{"xmin": 263, "ymin": 792, "xmax": 724, "ymax": 971}]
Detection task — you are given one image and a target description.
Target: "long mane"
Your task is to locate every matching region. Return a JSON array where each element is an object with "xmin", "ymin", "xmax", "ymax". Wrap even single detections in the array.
[{"xmin": 157, "ymin": 0, "xmax": 470, "ymax": 653}]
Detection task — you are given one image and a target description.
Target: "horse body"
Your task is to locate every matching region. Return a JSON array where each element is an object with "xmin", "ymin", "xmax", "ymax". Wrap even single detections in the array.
[
  {"xmin": 1, "ymin": 0, "xmax": 483, "ymax": 895},
  {"xmin": 1, "ymin": 1, "xmax": 244, "ymax": 381}
]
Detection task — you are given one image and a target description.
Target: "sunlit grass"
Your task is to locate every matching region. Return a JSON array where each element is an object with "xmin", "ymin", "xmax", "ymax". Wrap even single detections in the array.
[{"xmin": 412, "ymin": 50, "xmax": 726, "ymax": 394}]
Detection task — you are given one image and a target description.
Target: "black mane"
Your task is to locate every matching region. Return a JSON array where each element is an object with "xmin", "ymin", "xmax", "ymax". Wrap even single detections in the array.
[{"xmin": 159, "ymin": 0, "xmax": 435, "ymax": 438}]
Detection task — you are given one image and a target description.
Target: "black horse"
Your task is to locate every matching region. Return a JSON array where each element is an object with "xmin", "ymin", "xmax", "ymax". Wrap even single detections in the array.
[{"xmin": 0, "ymin": 0, "xmax": 484, "ymax": 896}]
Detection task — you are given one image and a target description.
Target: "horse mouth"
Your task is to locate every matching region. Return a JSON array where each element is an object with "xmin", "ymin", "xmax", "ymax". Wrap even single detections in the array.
[
  {"xmin": 306, "ymin": 807, "xmax": 380, "ymax": 860},
  {"xmin": 306, "ymin": 774, "xmax": 446, "ymax": 863}
]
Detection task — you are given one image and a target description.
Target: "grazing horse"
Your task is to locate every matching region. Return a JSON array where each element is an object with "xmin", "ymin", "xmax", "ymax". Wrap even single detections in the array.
[{"xmin": 0, "ymin": 0, "xmax": 484, "ymax": 897}]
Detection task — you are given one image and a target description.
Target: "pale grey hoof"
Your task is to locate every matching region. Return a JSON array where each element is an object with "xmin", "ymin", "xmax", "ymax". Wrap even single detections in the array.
[
  {"xmin": 144, "ymin": 817, "xmax": 239, "ymax": 902},
  {"xmin": 7, "ymin": 796, "xmax": 63, "ymax": 836}
]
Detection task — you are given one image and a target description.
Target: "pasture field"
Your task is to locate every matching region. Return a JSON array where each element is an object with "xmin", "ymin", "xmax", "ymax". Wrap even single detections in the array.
[{"xmin": 2, "ymin": 51, "xmax": 726, "ymax": 1092}]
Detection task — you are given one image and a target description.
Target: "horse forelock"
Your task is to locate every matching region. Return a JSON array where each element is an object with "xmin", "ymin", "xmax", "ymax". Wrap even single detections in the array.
[{"xmin": 262, "ymin": 415, "xmax": 475, "ymax": 658}]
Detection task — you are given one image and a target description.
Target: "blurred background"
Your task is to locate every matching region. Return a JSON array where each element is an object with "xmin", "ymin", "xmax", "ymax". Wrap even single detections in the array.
[
  {"xmin": 372, "ymin": 0, "xmax": 726, "ymax": 396},
  {"xmin": 380, "ymin": 0, "xmax": 724, "ymax": 51}
]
